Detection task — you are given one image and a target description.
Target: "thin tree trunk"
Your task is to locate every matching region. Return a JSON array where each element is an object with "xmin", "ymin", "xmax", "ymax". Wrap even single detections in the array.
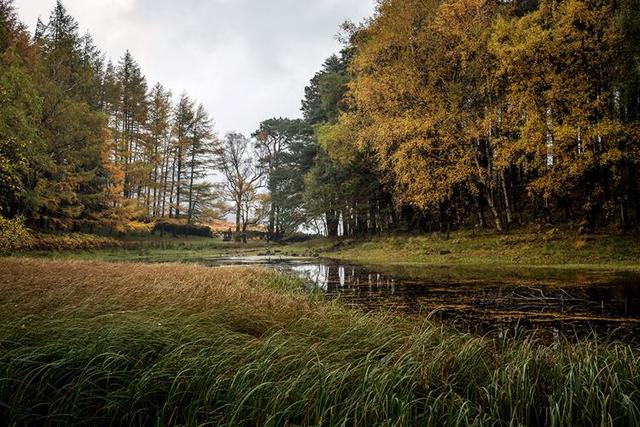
[
  {"xmin": 161, "ymin": 142, "xmax": 171, "ymax": 217},
  {"xmin": 500, "ymin": 169, "xmax": 513, "ymax": 228},
  {"xmin": 176, "ymin": 145, "xmax": 182, "ymax": 219},
  {"xmin": 169, "ymin": 157, "xmax": 176, "ymax": 218},
  {"xmin": 485, "ymin": 188, "xmax": 503, "ymax": 232},
  {"xmin": 235, "ymin": 199, "xmax": 242, "ymax": 234},
  {"xmin": 475, "ymin": 196, "xmax": 487, "ymax": 228},
  {"xmin": 473, "ymin": 155, "xmax": 502, "ymax": 232},
  {"xmin": 187, "ymin": 149, "xmax": 196, "ymax": 224}
]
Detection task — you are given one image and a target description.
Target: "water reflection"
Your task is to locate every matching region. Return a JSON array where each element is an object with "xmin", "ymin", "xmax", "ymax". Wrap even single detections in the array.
[
  {"xmin": 286, "ymin": 261, "xmax": 640, "ymax": 338},
  {"xmin": 204, "ymin": 256, "xmax": 640, "ymax": 339}
]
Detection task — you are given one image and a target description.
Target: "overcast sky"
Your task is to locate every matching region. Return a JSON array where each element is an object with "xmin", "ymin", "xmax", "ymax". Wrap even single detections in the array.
[{"xmin": 13, "ymin": 0, "xmax": 375, "ymax": 137}]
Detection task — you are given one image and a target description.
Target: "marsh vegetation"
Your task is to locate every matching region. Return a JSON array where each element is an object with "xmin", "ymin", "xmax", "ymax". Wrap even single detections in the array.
[{"xmin": 1, "ymin": 258, "xmax": 640, "ymax": 425}]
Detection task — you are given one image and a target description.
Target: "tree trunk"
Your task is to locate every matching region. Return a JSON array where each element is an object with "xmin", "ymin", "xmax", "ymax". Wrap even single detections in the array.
[
  {"xmin": 187, "ymin": 150, "xmax": 196, "ymax": 224},
  {"xmin": 484, "ymin": 188, "xmax": 503, "ymax": 232},
  {"xmin": 168, "ymin": 157, "xmax": 176, "ymax": 218},
  {"xmin": 268, "ymin": 180, "xmax": 276, "ymax": 238},
  {"xmin": 475, "ymin": 195, "xmax": 487, "ymax": 228},
  {"xmin": 500, "ymin": 169, "xmax": 513, "ymax": 228},
  {"xmin": 235, "ymin": 200, "xmax": 242, "ymax": 234},
  {"xmin": 176, "ymin": 145, "xmax": 182, "ymax": 219},
  {"xmin": 326, "ymin": 210, "xmax": 339, "ymax": 237}
]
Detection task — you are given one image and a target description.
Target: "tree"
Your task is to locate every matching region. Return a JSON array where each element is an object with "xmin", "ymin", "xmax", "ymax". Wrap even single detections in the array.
[
  {"xmin": 34, "ymin": 0, "xmax": 107, "ymax": 229},
  {"xmin": 217, "ymin": 132, "xmax": 263, "ymax": 235},
  {"xmin": 303, "ymin": 150, "xmax": 345, "ymax": 237},
  {"xmin": 186, "ymin": 104, "xmax": 218, "ymax": 224},
  {"xmin": 300, "ymin": 49, "xmax": 393, "ymax": 237},
  {"xmin": 1, "ymin": 0, "xmax": 224, "ymax": 232},
  {"xmin": 253, "ymin": 117, "xmax": 315, "ymax": 237},
  {"xmin": 146, "ymin": 83, "xmax": 172, "ymax": 217},
  {"xmin": 170, "ymin": 93, "xmax": 194, "ymax": 218},
  {"xmin": 116, "ymin": 50, "xmax": 148, "ymax": 201},
  {"xmin": 0, "ymin": 0, "xmax": 41, "ymax": 218},
  {"xmin": 490, "ymin": 0, "xmax": 640, "ymax": 228}
]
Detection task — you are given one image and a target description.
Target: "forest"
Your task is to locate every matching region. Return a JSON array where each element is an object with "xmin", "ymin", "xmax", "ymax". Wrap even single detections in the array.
[
  {"xmin": 300, "ymin": 0, "xmax": 640, "ymax": 236},
  {"xmin": 2, "ymin": 0, "xmax": 640, "ymax": 241},
  {"xmin": 1, "ymin": 0, "xmax": 226, "ymax": 234}
]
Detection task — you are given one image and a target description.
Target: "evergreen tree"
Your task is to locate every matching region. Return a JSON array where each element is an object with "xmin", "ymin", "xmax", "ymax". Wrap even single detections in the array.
[
  {"xmin": 0, "ymin": 0, "xmax": 41, "ymax": 218},
  {"xmin": 171, "ymin": 93, "xmax": 194, "ymax": 218},
  {"xmin": 186, "ymin": 104, "xmax": 217, "ymax": 224},
  {"xmin": 253, "ymin": 118, "xmax": 315, "ymax": 237},
  {"xmin": 1, "ymin": 1, "xmax": 223, "ymax": 230},
  {"xmin": 34, "ymin": 0, "xmax": 106, "ymax": 229},
  {"xmin": 116, "ymin": 50, "xmax": 148, "ymax": 201},
  {"xmin": 146, "ymin": 83, "xmax": 172, "ymax": 217}
]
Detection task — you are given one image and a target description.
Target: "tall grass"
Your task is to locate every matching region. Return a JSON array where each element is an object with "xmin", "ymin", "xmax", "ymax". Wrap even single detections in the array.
[{"xmin": 1, "ymin": 259, "xmax": 639, "ymax": 426}]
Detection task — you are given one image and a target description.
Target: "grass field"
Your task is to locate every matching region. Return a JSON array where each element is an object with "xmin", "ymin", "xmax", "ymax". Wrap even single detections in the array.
[
  {"xmin": 1, "ymin": 258, "xmax": 639, "ymax": 425},
  {"xmin": 318, "ymin": 229, "xmax": 640, "ymax": 271},
  {"xmin": 13, "ymin": 226, "xmax": 640, "ymax": 272}
]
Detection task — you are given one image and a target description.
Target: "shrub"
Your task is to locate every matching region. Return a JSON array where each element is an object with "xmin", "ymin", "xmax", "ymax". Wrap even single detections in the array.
[
  {"xmin": 0, "ymin": 216, "xmax": 33, "ymax": 252},
  {"xmin": 28, "ymin": 233, "xmax": 126, "ymax": 251},
  {"xmin": 153, "ymin": 221, "xmax": 213, "ymax": 238}
]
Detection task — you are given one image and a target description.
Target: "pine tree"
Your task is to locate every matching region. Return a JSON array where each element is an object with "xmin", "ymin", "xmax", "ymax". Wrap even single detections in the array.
[
  {"xmin": 186, "ymin": 104, "xmax": 216, "ymax": 224},
  {"xmin": 146, "ymin": 83, "xmax": 172, "ymax": 217},
  {"xmin": 34, "ymin": 0, "xmax": 106, "ymax": 229},
  {"xmin": 116, "ymin": 50, "xmax": 148, "ymax": 201},
  {"xmin": 0, "ymin": 0, "xmax": 42, "ymax": 218},
  {"xmin": 171, "ymin": 93, "xmax": 194, "ymax": 218}
]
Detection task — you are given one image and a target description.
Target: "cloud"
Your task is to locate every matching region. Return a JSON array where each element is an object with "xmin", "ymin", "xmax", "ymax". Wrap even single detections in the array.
[{"xmin": 13, "ymin": 0, "xmax": 375, "ymax": 136}]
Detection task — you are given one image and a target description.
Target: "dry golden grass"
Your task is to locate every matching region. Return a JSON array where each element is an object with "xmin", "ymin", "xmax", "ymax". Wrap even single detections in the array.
[
  {"xmin": 3, "ymin": 233, "xmax": 127, "ymax": 252},
  {"xmin": 0, "ymin": 258, "xmax": 312, "ymax": 327}
]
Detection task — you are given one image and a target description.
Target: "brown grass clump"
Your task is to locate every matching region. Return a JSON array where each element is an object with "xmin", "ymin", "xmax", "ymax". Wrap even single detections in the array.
[
  {"xmin": 0, "ymin": 258, "xmax": 312, "ymax": 328},
  {"xmin": 574, "ymin": 238, "xmax": 587, "ymax": 250},
  {"xmin": 1, "ymin": 232, "xmax": 127, "ymax": 253}
]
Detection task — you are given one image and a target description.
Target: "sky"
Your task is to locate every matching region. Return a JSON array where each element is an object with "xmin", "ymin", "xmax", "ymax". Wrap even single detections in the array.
[{"xmin": 13, "ymin": 0, "xmax": 375, "ymax": 137}]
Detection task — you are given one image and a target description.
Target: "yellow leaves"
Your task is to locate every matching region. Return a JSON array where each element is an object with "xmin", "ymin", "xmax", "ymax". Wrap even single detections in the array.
[
  {"xmin": 339, "ymin": 0, "xmax": 637, "ymax": 223},
  {"xmin": 315, "ymin": 121, "xmax": 357, "ymax": 165},
  {"xmin": 432, "ymin": 0, "xmax": 494, "ymax": 67},
  {"xmin": 388, "ymin": 121, "xmax": 474, "ymax": 210},
  {"xmin": 0, "ymin": 215, "xmax": 33, "ymax": 252},
  {"xmin": 346, "ymin": 0, "xmax": 498, "ymax": 211}
]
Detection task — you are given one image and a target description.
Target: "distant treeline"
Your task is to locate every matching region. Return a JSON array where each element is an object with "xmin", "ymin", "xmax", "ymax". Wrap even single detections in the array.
[
  {"xmin": 258, "ymin": 0, "xmax": 640, "ymax": 237},
  {"xmin": 0, "ymin": 0, "xmax": 221, "ymax": 233}
]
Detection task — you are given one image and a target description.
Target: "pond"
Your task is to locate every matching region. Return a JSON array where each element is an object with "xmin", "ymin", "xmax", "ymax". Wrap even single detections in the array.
[{"xmin": 205, "ymin": 256, "xmax": 640, "ymax": 339}]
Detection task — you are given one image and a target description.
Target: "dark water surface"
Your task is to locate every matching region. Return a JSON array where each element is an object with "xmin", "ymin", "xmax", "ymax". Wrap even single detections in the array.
[{"xmin": 207, "ymin": 256, "xmax": 640, "ymax": 339}]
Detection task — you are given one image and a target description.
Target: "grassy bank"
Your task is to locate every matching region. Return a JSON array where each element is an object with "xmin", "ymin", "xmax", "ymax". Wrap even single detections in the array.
[
  {"xmin": 20, "ymin": 236, "xmax": 271, "ymax": 262},
  {"xmin": 1, "ymin": 258, "xmax": 639, "ymax": 425},
  {"xmin": 321, "ymin": 229, "xmax": 640, "ymax": 271},
  {"xmin": 13, "ymin": 226, "xmax": 640, "ymax": 272}
]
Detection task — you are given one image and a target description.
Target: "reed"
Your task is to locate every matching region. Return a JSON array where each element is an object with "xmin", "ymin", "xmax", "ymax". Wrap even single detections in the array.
[{"xmin": 1, "ymin": 258, "xmax": 638, "ymax": 426}]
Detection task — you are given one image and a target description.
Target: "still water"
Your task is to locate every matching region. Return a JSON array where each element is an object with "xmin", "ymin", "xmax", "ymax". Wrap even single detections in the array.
[{"xmin": 210, "ymin": 256, "xmax": 640, "ymax": 339}]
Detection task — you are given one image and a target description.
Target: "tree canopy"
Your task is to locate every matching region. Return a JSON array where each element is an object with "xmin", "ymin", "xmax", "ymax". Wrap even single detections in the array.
[{"xmin": 281, "ymin": 0, "xmax": 640, "ymax": 235}]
